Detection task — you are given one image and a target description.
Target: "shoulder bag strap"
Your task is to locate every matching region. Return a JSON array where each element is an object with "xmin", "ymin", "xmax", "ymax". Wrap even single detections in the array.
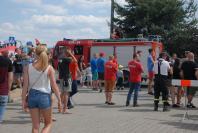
[{"xmin": 28, "ymin": 65, "xmax": 49, "ymax": 90}]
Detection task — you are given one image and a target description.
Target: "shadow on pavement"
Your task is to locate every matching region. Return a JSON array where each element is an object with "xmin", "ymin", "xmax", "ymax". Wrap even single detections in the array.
[
  {"xmin": 160, "ymin": 121, "xmax": 198, "ymax": 131},
  {"xmin": 6, "ymin": 107, "xmax": 22, "ymax": 111},
  {"xmin": 171, "ymin": 114, "xmax": 198, "ymax": 120},
  {"xmin": 119, "ymin": 108, "xmax": 153, "ymax": 112},
  {"xmin": 12, "ymin": 116, "xmax": 30, "ymax": 119},
  {"xmin": 76, "ymin": 103, "xmax": 104, "ymax": 107},
  {"xmin": 96, "ymin": 104, "xmax": 125, "ymax": 109},
  {"xmin": 1, "ymin": 120, "xmax": 31, "ymax": 125},
  {"xmin": 7, "ymin": 103, "xmax": 21, "ymax": 107}
]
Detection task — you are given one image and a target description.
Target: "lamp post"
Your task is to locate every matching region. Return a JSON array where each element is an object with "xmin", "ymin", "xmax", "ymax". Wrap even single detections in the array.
[{"xmin": 110, "ymin": 0, "xmax": 115, "ymax": 39}]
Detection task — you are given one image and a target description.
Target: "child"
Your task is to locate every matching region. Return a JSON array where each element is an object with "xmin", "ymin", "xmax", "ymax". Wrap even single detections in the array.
[
  {"xmin": 85, "ymin": 63, "xmax": 92, "ymax": 88},
  {"xmin": 116, "ymin": 65, "xmax": 124, "ymax": 90}
]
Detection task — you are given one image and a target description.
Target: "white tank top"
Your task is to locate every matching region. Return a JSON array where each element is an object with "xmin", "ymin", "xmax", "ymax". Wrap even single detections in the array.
[{"xmin": 28, "ymin": 64, "xmax": 51, "ymax": 94}]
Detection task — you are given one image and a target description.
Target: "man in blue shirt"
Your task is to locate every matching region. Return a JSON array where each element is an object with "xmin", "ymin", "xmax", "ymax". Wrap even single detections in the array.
[
  {"xmin": 97, "ymin": 52, "xmax": 106, "ymax": 92},
  {"xmin": 91, "ymin": 53, "xmax": 98, "ymax": 90},
  {"xmin": 147, "ymin": 49, "xmax": 154, "ymax": 95}
]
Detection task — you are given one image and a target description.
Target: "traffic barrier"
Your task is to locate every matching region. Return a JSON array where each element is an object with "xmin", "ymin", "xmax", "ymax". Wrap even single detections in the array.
[
  {"xmin": 172, "ymin": 79, "xmax": 198, "ymax": 122},
  {"xmin": 172, "ymin": 79, "xmax": 198, "ymax": 87}
]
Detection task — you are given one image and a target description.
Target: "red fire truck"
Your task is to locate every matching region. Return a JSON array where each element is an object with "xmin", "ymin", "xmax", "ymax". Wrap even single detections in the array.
[
  {"xmin": 53, "ymin": 39, "xmax": 163, "ymax": 81},
  {"xmin": 53, "ymin": 39, "xmax": 163, "ymax": 68}
]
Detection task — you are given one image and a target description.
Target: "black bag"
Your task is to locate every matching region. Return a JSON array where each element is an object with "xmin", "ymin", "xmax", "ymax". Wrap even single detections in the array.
[{"xmin": 63, "ymin": 79, "xmax": 70, "ymax": 87}]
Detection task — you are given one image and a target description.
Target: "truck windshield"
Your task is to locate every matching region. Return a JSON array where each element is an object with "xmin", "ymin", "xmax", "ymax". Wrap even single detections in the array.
[
  {"xmin": 74, "ymin": 45, "xmax": 83, "ymax": 55},
  {"xmin": 54, "ymin": 46, "xmax": 65, "ymax": 59}
]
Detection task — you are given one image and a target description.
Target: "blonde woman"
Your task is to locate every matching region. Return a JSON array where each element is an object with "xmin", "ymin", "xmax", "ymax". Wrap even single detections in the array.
[{"xmin": 22, "ymin": 45, "xmax": 62, "ymax": 133}]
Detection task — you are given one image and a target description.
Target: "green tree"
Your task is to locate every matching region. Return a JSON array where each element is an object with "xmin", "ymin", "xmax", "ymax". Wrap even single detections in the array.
[{"xmin": 115, "ymin": 0, "xmax": 198, "ymax": 56}]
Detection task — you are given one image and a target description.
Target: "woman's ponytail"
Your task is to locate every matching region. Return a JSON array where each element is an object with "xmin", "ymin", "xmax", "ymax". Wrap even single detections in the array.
[{"xmin": 35, "ymin": 45, "xmax": 48, "ymax": 71}]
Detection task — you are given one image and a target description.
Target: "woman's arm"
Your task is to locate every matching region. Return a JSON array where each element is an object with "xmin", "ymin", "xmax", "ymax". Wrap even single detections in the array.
[
  {"xmin": 48, "ymin": 66, "xmax": 61, "ymax": 101},
  {"xmin": 22, "ymin": 65, "xmax": 29, "ymax": 111}
]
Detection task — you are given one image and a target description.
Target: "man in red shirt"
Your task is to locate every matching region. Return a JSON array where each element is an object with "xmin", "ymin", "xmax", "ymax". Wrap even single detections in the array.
[
  {"xmin": 104, "ymin": 55, "xmax": 118, "ymax": 105},
  {"xmin": 68, "ymin": 51, "xmax": 81, "ymax": 109},
  {"xmin": 126, "ymin": 53, "xmax": 144, "ymax": 107}
]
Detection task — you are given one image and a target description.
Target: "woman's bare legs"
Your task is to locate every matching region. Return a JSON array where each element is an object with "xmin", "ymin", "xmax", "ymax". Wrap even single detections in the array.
[
  {"xmin": 40, "ymin": 108, "xmax": 52, "ymax": 133},
  {"xmin": 30, "ymin": 109, "xmax": 40, "ymax": 133}
]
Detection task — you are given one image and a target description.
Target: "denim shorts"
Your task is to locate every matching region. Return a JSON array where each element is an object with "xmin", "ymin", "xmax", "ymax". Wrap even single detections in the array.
[{"xmin": 28, "ymin": 89, "xmax": 51, "ymax": 109}]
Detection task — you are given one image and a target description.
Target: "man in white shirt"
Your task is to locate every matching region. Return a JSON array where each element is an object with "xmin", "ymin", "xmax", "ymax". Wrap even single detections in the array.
[{"xmin": 154, "ymin": 52, "xmax": 172, "ymax": 111}]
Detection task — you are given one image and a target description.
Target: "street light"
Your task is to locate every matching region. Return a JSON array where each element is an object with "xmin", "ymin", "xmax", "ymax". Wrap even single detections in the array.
[{"xmin": 110, "ymin": 0, "xmax": 115, "ymax": 39}]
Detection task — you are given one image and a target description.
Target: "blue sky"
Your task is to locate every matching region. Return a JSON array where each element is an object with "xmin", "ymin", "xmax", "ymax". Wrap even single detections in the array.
[{"xmin": 0, "ymin": 0, "xmax": 197, "ymax": 47}]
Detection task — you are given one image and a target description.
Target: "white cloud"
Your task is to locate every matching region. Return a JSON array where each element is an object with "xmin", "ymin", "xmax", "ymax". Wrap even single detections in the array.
[
  {"xmin": 65, "ymin": 0, "xmax": 110, "ymax": 5},
  {"xmin": 20, "ymin": 4, "xmax": 67, "ymax": 15},
  {"xmin": 65, "ymin": 0, "xmax": 111, "ymax": 9},
  {"xmin": 21, "ymin": 8, "xmax": 38, "ymax": 15},
  {"xmin": 12, "ymin": 0, "xmax": 42, "ymax": 5},
  {"xmin": 42, "ymin": 5, "xmax": 67, "ymax": 15},
  {"xmin": 1, "ymin": 0, "xmax": 112, "ymax": 46},
  {"xmin": 0, "ymin": 13, "xmax": 110, "ymax": 46},
  {"xmin": 31, "ymin": 15, "xmax": 65, "ymax": 26},
  {"xmin": 30, "ymin": 14, "xmax": 108, "ymax": 27}
]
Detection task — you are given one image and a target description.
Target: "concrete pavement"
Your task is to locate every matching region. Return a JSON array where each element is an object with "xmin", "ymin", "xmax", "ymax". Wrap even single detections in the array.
[{"xmin": 1, "ymin": 88, "xmax": 198, "ymax": 133}]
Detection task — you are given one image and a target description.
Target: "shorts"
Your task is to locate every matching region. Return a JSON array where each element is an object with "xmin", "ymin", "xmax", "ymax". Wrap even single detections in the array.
[
  {"xmin": 86, "ymin": 75, "xmax": 92, "ymax": 82},
  {"xmin": 92, "ymin": 72, "xmax": 98, "ymax": 81},
  {"xmin": 105, "ymin": 80, "xmax": 116, "ymax": 92},
  {"xmin": 80, "ymin": 71, "xmax": 86, "ymax": 83},
  {"xmin": 28, "ymin": 89, "xmax": 51, "ymax": 109},
  {"xmin": 98, "ymin": 72, "xmax": 104, "ymax": 80},
  {"xmin": 14, "ymin": 73, "xmax": 22, "ymax": 79},
  {"xmin": 59, "ymin": 79, "xmax": 72, "ymax": 92},
  {"xmin": 148, "ymin": 71, "xmax": 154, "ymax": 79},
  {"xmin": 187, "ymin": 87, "xmax": 198, "ymax": 96}
]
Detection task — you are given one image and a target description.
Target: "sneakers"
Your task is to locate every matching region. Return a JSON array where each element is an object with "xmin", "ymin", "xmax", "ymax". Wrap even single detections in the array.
[
  {"xmin": 148, "ymin": 92, "xmax": 154, "ymax": 95},
  {"xmin": 172, "ymin": 104, "xmax": 180, "ymax": 108},
  {"xmin": 105, "ymin": 102, "xmax": 115, "ymax": 105},
  {"xmin": 126, "ymin": 101, "xmax": 130, "ymax": 107},
  {"xmin": 68, "ymin": 105, "xmax": 74, "ymax": 109},
  {"xmin": 99, "ymin": 89, "xmax": 103, "ymax": 93},
  {"xmin": 187, "ymin": 103, "xmax": 196, "ymax": 108},
  {"xmin": 108, "ymin": 102, "xmax": 115, "ymax": 105},
  {"xmin": 133, "ymin": 104, "xmax": 139, "ymax": 107},
  {"xmin": 82, "ymin": 86, "xmax": 87, "ymax": 88}
]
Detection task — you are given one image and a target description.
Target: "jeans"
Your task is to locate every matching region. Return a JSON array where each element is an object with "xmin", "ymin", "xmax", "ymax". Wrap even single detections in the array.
[
  {"xmin": 68, "ymin": 80, "xmax": 78, "ymax": 106},
  {"xmin": 126, "ymin": 82, "xmax": 141, "ymax": 104},
  {"xmin": 0, "ymin": 95, "xmax": 8, "ymax": 122}
]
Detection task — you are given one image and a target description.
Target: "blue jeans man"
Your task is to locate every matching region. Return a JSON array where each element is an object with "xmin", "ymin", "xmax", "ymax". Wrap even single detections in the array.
[
  {"xmin": 126, "ymin": 82, "xmax": 141, "ymax": 107},
  {"xmin": 67, "ymin": 80, "xmax": 78, "ymax": 108},
  {"xmin": 0, "ymin": 95, "xmax": 8, "ymax": 123}
]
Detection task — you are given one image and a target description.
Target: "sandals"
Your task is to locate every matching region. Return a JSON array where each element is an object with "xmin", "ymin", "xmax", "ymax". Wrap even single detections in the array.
[
  {"xmin": 58, "ymin": 103, "xmax": 62, "ymax": 113},
  {"xmin": 63, "ymin": 106, "xmax": 72, "ymax": 114}
]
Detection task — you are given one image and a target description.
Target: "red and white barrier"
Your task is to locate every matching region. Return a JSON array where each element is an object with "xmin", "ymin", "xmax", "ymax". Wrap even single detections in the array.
[{"xmin": 172, "ymin": 79, "xmax": 198, "ymax": 87}]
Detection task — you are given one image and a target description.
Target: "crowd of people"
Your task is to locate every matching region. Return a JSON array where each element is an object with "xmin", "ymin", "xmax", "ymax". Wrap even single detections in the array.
[{"xmin": 0, "ymin": 44, "xmax": 198, "ymax": 132}]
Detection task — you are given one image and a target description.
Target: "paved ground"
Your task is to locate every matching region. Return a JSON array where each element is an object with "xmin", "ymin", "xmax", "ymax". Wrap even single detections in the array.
[{"xmin": 1, "ymin": 88, "xmax": 198, "ymax": 133}]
